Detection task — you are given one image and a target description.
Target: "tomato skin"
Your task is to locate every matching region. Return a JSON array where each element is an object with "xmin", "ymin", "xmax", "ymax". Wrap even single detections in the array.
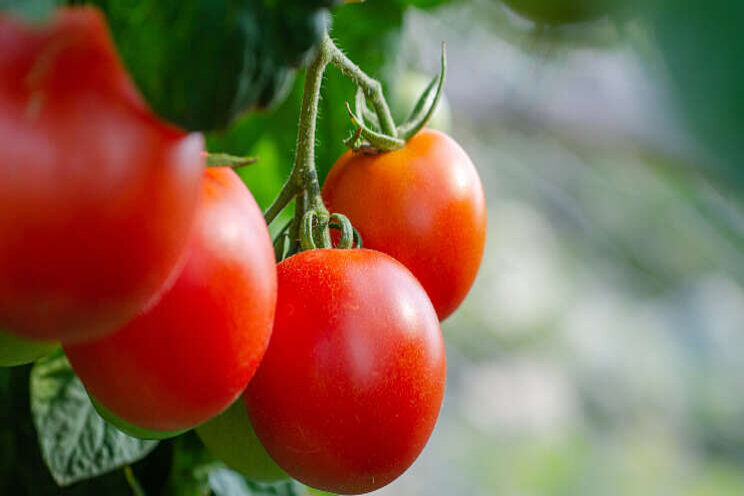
[
  {"xmin": 0, "ymin": 8, "xmax": 203, "ymax": 342},
  {"xmin": 0, "ymin": 329, "xmax": 58, "ymax": 367},
  {"xmin": 64, "ymin": 168, "xmax": 277, "ymax": 432},
  {"xmin": 322, "ymin": 129, "xmax": 486, "ymax": 321},
  {"xmin": 245, "ymin": 249, "xmax": 446, "ymax": 495}
]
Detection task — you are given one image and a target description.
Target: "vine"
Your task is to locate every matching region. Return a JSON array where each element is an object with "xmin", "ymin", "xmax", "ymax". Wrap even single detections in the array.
[{"xmin": 263, "ymin": 31, "xmax": 446, "ymax": 259}]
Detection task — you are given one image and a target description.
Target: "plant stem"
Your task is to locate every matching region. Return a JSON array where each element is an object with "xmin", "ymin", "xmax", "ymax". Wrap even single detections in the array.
[
  {"xmin": 324, "ymin": 37, "xmax": 397, "ymax": 137},
  {"xmin": 124, "ymin": 465, "xmax": 145, "ymax": 496},
  {"xmin": 264, "ymin": 32, "xmax": 396, "ymax": 251},
  {"xmin": 263, "ymin": 180, "xmax": 298, "ymax": 225},
  {"xmin": 263, "ymin": 36, "xmax": 330, "ymax": 227}
]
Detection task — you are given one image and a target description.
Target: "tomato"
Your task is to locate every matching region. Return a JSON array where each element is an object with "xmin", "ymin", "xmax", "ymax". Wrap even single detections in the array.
[
  {"xmin": 196, "ymin": 400, "xmax": 288, "ymax": 482},
  {"xmin": 244, "ymin": 249, "xmax": 446, "ymax": 495},
  {"xmin": 501, "ymin": 0, "xmax": 619, "ymax": 24},
  {"xmin": 0, "ymin": 8, "xmax": 203, "ymax": 342},
  {"xmin": 64, "ymin": 168, "xmax": 277, "ymax": 433},
  {"xmin": 0, "ymin": 329, "xmax": 57, "ymax": 367},
  {"xmin": 322, "ymin": 129, "xmax": 486, "ymax": 321}
]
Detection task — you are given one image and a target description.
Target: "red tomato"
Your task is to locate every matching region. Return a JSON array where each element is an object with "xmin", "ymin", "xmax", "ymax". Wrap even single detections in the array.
[
  {"xmin": 0, "ymin": 8, "xmax": 203, "ymax": 342},
  {"xmin": 64, "ymin": 168, "xmax": 277, "ymax": 432},
  {"xmin": 322, "ymin": 129, "xmax": 486, "ymax": 321},
  {"xmin": 244, "ymin": 249, "xmax": 446, "ymax": 495}
]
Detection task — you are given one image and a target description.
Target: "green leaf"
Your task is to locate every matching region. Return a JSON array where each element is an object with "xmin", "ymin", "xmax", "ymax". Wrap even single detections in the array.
[
  {"xmin": 208, "ymin": 468, "xmax": 304, "ymax": 496},
  {"xmin": 29, "ymin": 350, "xmax": 158, "ymax": 486},
  {"xmin": 76, "ymin": 0, "xmax": 329, "ymax": 131},
  {"xmin": 161, "ymin": 433, "xmax": 217, "ymax": 496},
  {"xmin": 648, "ymin": 0, "xmax": 744, "ymax": 189}
]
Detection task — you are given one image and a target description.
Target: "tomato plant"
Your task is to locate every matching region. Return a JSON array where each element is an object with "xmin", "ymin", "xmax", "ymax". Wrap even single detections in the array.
[
  {"xmin": 64, "ymin": 167, "xmax": 277, "ymax": 433},
  {"xmin": 244, "ymin": 249, "xmax": 446, "ymax": 494},
  {"xmin": 323, "ymin": 129, "xmax": 487, "ymax": 320},
  {"xmin": 0, "ymin": 8, "xmax": 203, "ymax": 343},
  {"xmin": 0, "ymin": 329, "xmax": 57, "ymax": 367},
  {"xmin": 0, "ymin": 1, "xmax": 484, "ymax": 493}
]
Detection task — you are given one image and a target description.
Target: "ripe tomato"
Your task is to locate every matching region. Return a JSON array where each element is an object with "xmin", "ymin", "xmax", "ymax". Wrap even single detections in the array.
[
  {"xmin": 0, "ymin": 329, "xmax": 57, "ymax": 367},
  {"xmin": 196, "ymin": 400, "xmax": 288, "ymax": 482},
  {"xmin": 64, "ymin": 168, "xmax": 277, "ymax": 433},
  {"xmin": 0, "ymin": 8, "xmax": 203, "ymax": 342},
  {"xmin": 501, "ymin": 0, "xmax": 619, "ymax": 25},
  {"xmin": 322, "ymin": 129, "xmax": 486, "ymax": 321},
  {"xmin": 244, "ymin": 249, "xmax": 446, "ymax": 494}
]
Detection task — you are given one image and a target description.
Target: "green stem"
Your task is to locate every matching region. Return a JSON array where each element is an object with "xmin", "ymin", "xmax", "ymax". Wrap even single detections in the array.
[
  {"xmin": 263, "ymin": 35, "xmax": 330, "ymax": 229},
  {"xmin": 204, "ymin": 152, "xmax": 258, "ymax": 169},
  {"xmin": 124, "ymin": 465, "xmax": 145, "ymax": 496},
  {"xmin": 325, "ymin": 36, "xmax": 397, "ymax": 137},
  {"xmin": 264, "ymin": 31, "xmax": 394, "ymax": 251},
  {"xmin": 263, "ymin": 180, "xmax": 298, "ymax": 225}
]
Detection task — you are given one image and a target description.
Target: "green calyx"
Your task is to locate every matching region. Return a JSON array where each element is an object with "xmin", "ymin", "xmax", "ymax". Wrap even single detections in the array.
[{"xmin": 345, "ymin": 42, "xmax": 448, "ymax": 153}]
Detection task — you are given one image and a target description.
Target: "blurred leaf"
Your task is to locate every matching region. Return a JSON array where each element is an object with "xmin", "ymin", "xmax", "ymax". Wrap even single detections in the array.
[
  {"xmin": 306, "ymin": 489, "xmax": 338, "ymax": 496},
  {"xmin": 396, "ymin": 0, "xmax": 459, "ymax": 9},
  {"xmin": 649, "ymin": 0, "xmax": 744, "ymax": 190},
  {"xmin": 206, "ymin": 94, "xmax": 300, "ymax": 227},
  {"xmin": 73, "ymin": 0, "xmax": 329, "ymax": 131},
  {"xmin": 29, "ymin": 350, "xmax": 158, "ymax": 486},
  {"xmin": 0, "ymin": 0, "xmax": 59, "ymax": 19},
  {"xmin": 208, "ymin": 468, "xmax": 303, "ymax": 496},
  {"xmin": 162, "ymin": 432, "xmax": 217, "ymax": 496},
  {"xmin": 499, "ymin": 0, "xmax": 623, "ymax": 25},
  {"xmin": 0, "ymin": 365, "xmax": 61, "ymax": 494},
  {"xmin": 2, "ymin": 365, "xmax": 171, "ymax": 495}
]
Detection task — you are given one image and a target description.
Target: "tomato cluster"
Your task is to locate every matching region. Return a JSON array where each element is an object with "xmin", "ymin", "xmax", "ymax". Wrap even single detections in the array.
[{"xmin": 1, "ymin": 6, "xmax": 485, "ymax": 495}]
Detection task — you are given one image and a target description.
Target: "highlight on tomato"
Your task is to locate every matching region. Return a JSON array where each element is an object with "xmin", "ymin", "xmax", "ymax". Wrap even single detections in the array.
[
  {"xmin": 245, "ymin": 249, "xmax": 446, "ymax": 495},
  {"xmin": 64, "ymin": 167, "xmax": 277, "ymax": 435},
  {"xmin": 0, "ymin": 7, "xmax": 204, "ymax": 343},
  {"xmin": 323, "ymin": 129, "xmax": 487, "ymax": 321}
]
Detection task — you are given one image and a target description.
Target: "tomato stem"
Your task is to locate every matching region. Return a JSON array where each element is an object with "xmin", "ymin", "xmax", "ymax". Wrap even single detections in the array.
[
  {"xmin": 325, "ymin": 38, "xmax": 397, "ymax": 137},
  {"xmin": 123, "ymin": 465, "xmax": 146, "ymax": 496},
  {"xmin": 203, "ymin": 152, "xmax": 258, "ymax": 169},
  {"xmin": 397, "ymin": 42, "xmax": 447, "ymax": 141},
  {"xmin": 263, "ymin": 31, "xmax": 401, "ymax": 254}
]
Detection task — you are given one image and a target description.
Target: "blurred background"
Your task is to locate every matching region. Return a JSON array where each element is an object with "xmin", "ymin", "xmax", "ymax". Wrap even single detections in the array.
[{"xmin": 214, "ymin": 0, "xmax": 743, "ymax": 494}]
